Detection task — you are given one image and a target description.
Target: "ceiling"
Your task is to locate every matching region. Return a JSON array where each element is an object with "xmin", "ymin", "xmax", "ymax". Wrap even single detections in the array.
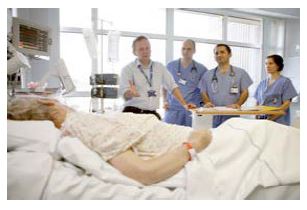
[
  {"xmin": 230, "ymin": 8, "xmax": 300, "ymax": 19},
  {"xmin": 186, "ymin": 8, "xmax": 300, "ymax": 19}
]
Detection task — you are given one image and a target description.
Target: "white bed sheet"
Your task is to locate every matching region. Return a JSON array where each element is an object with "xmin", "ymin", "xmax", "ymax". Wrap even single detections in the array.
[
  {"xmin": 246, "ymin": 184, "xmax": 300, "ymax": 200},
  {"xmin": 43, "ymin": 161, "xmax": 186, "ymax": 200},
  {"xmin": 184, "ymin": 118, "xmax": 300, "ymax": 199},
  {"xmin": 7, "ymin": 118, "xmax": 300, "ymax": 200}
]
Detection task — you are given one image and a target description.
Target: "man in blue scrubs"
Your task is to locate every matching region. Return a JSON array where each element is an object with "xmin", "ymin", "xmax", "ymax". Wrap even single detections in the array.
[
  {"xmin": 199, "ymin": 44, "xmax": 253, "ymax": 128},
  {"xmin": 163, "ymin": 39, "xmax": 208, "ymax": 127}
]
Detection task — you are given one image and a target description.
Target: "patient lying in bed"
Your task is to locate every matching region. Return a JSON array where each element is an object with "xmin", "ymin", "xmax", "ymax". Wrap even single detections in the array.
[
  {"xmin": 7, "ymin": 97, "xmax": 212, "ymax": 185},
  {"xmin": 8, "ymin": 97, "xmax": 300, "ymax": 199}
]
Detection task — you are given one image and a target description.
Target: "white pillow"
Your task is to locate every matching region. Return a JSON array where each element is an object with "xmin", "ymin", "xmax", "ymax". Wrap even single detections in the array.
[
  {"xmin": 7, "ymin": 120, "xmax": 61, "ymax": 153},
  {"xmin": 8, "ymin": 151, "xmax": 53, "ymax": 199}
]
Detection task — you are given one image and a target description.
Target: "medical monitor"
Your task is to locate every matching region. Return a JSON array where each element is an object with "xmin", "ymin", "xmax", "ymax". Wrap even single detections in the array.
[{"xmin": 12, "ymin": 17, "xmax": 51, "ymax": 56}]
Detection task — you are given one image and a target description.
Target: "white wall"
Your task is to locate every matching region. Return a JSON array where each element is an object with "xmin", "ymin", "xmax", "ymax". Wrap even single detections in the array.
[
  {"xmin": 285, "ymin": 19, "xmax": 300, "ymax": 59},
  {"xmin": 283, "ymin": 18, "xmax": 300, "ymax": 93},
  {"xmin": 283, "ymin": 18, "xmax": 300, "ymax": 124},
  {"xmin": 16, "ymin": 8, "xmax": 60, "ymax": 87}
]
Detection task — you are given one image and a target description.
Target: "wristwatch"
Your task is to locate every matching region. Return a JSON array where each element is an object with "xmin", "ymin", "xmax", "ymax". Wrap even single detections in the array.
[{"xmin": 183, "ymin": 142, "xmax": 197, "ymax": 161}]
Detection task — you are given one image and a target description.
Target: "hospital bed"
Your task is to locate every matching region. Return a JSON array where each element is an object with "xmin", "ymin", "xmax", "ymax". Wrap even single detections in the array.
[{"xmin": 7, "ymin": 117, "xmax": 300, "ymax": 200}]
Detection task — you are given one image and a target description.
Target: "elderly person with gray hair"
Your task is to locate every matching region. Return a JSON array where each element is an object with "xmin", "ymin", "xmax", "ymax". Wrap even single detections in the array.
[{"xmin": 8, "ymin": 97, "xmax": 212, "ymax": 185}]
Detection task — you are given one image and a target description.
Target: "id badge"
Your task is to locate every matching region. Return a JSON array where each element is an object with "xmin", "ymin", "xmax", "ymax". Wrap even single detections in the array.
[
  {"xmin": 147, "ymin": 90, "xmax": 157, "ymax": 97},
  {"xmin": 230, "ymin": 86, "xmax": 239, "ymax": 94},
  {"xmin": 272, "ymin": 98, "xmax": 278, "ymax": 104},
  {"xmin": 178, "ymin": 78, "xmax": 187, "ymax": 85}
]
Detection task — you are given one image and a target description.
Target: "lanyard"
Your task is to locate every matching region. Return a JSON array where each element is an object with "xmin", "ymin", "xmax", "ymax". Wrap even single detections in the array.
[{"xmin": 138, "ymin": 63, "xmax": 153, "ymax": 87}]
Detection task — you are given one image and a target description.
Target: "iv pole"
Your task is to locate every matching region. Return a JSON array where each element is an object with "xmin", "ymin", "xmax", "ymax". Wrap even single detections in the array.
[{"xmin": 85, "ymin": 18, "xmax": 119, "ymax": 113}]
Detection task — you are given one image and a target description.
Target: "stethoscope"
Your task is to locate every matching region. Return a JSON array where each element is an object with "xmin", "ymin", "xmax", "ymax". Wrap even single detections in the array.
[
  {"xmin": 176, "ymin": 59, "xmax": 198, "ymax": 83},
  {"xmin": 211, "ymin": 65, "xmax": 238, "ymax": 93}
]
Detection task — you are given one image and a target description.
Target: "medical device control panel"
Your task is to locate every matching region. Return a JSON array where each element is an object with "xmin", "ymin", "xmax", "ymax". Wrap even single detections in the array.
[{"xmin": 90, "ymin": 73, "xmax": 119, "ymax": 99}]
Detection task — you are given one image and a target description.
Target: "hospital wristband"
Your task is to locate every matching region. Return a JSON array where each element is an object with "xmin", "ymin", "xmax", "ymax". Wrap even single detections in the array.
[{"xmin": 183, "ymin": 142, "xmax": 197, "ymax": 161}]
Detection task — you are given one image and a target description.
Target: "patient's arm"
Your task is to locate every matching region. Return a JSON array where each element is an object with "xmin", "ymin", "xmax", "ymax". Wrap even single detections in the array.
[
  {"xmin": 109, "ymin": 130, "xmax": 212, "ymax": 185},
  {"xmin": 109, "ymin": 147, "xmax": 189, "ymax": 185}
]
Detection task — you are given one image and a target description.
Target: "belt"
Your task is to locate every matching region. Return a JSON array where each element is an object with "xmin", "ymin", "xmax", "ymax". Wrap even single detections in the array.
[{"xmin": 123, "ymin": 106, "xmax": 161, "ymax": 120}]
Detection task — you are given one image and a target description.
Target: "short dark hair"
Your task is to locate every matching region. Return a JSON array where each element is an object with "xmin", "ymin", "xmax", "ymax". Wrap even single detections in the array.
[
  {"xmin": 132, "ymin": 35, "xmax": 149, "ymax": 52},
  {"xmin": 214, "ymin": 44, "xmax": 232, "ymax": 54},
  {"xmin": 266, "ymin": 54, "xmax": 284, "ymax": 71}
]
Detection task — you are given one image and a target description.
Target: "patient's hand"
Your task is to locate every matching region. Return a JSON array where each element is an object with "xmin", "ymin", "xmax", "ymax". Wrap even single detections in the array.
[{"xmin": 187, "ymin": 130, "xmax": 212, "ymax": 153}]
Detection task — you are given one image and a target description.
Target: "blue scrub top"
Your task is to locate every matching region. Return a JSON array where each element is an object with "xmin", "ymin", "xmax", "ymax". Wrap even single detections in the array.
[
  {"xmin": 254, "ymin": 75, "xmax": 298, "ymax": 126},
  {"xmin": 166, "ymin": 59, "xmax": 208, "ymax": 110},
  {"xmin": 163, "ymin": 59, "xmax": 208, "ymax": 127},
  {"xmin": 199, "ymin": 66, "xmax": 253, "ymax": 128}
]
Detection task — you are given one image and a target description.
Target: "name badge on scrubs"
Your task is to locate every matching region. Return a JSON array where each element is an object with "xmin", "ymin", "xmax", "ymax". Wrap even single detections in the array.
[
  {"xmin": 178, "ymin": 78, "xmax": 187, "ymax": 85},
  {"xmin": 272, "ymin": 98, "xmax": 278, "ymax": 104},
  {"xmin": 230, "ymin": 86, "xmax": 239, "ymax": 94},
  {"xmin": 147, "ymin": 90, "xmax": 157, "ymax": 97}
]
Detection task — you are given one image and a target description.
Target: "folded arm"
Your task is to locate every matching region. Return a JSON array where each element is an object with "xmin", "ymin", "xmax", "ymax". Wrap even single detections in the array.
[
  {"xmin": 109, "ymin": 147, "xmax": 190, "ymax": 185},
  {"xmin": 109, "ymin": 130, "xmax": 212, "ymax": 185},
  {"xmin": 268, "ymin": 100, "xmax": 291, "ymax": 121}
]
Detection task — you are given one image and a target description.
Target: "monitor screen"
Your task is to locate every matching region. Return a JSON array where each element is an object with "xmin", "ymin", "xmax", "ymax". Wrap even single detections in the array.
[{"xmin": 12, "ymin": 17, "xmax": 51, "ymax": 56}]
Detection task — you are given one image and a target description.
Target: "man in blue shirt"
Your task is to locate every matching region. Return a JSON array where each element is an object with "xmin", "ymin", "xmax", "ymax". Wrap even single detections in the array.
[
  {"xmin": 199, "ymin": 44, "xmax": 253, "ymax": 128},
  {"xmin": 163, "ymin": 39, "xmax": 208, "ymax": 127}
]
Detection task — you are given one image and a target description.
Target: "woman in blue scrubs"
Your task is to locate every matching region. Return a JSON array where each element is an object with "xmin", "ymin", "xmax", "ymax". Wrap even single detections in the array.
[{"xmin": 254, "ymin": 54, "xmax": 298, "ymax": 126}]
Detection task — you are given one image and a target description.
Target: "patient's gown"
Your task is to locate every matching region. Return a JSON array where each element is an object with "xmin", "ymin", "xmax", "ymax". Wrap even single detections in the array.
[{"xmin": 62, "ymin": 111, "xmax": 192, "ymax": 161}]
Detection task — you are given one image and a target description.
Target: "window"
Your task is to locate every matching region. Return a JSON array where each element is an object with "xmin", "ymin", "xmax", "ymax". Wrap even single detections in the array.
[
  {"xmin": 60, "ymin": 33, "xmax": 91, "ymax": 91},
  {"xmin": 60, "ymin": 9, "xmax": 166, "ymax": 111},
  {"xmin": 227, "ymin": 17, "xmax": 261, "ymax": 45},
  {"xmin": 173, "ymin": 41, "xmax": 216, "ymax": 69},
  {"xmin": 231, "ymin": 46, "xmax": 261, "ymax": 93},
  {"xmin": 174, "ymin": 10, "xmax": 223, "ymax": 40},
  {"xmin": 98, "ymin": 8, "xmax": 166, "ymax": 34},
  {"xmin": 60, "ymin": 8, "xmax": 91, "ymax": 28},
  {"xmin": 115, "ymin": 37, "xmax": 165, "ymax": 72},
  {"xmin": 60, "ymin": 8, "xmax": 266, "ymax": 111}
]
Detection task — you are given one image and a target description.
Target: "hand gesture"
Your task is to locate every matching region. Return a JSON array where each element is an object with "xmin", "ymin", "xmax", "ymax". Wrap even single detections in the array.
[{"xmin": 127, "ymin": 80, "xmax": 140, "ymax": 98}]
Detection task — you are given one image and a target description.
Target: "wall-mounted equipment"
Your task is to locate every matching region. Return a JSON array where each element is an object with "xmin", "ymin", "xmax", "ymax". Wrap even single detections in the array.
[{"xmin": 12, "ymin": 17, "xmax": 52, "ymax": 57}]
